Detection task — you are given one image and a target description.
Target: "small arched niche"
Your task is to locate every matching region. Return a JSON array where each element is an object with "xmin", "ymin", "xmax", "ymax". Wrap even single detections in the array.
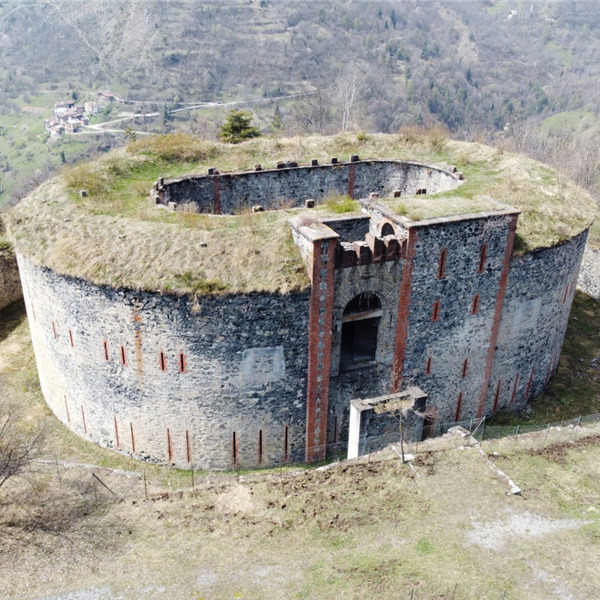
[
  {"xmin": 381, "ymin": 222, "xmax": 396, "ymax": 237},
  {"xmin": 340, "ymin": 292, "xmax": 382, "ymax": 372}
]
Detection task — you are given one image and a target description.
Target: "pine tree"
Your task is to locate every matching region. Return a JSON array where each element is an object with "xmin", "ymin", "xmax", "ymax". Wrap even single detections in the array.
[
  {"xmin": 219, "ymin": 109, "xmax": 261, "ymax": 143},
  {"xmin": 270, "ymin": 105, "xmax": 284, "ymax": 134}
]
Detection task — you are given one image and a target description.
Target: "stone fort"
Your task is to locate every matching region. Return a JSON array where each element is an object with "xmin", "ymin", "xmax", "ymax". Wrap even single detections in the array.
[{"xmin": 8, "ymin": 137, "xmax": 591, "ymax": 469}]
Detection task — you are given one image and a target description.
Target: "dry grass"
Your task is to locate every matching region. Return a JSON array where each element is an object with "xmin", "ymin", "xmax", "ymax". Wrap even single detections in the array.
[
  {"xmin": 6, "ymin": 133, "xmax": 595, "ymax": 294},
  {"xmin": 0, "ymin": 216, "xmax": 13, "ymax": 256},
  {"xmin": 388, "ymin": 195, "xmax": 499, "ymax": 222},
  {"xmin": 126, "ymin": 133, "xmax": 220, "ymax": 163},
  {"xmin": 2, "ymin": 432, "xmax": 598, "ymax": 599}
]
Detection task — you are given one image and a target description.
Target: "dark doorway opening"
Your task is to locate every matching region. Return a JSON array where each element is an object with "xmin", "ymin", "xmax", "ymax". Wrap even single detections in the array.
[
  {"xmin": 421, "ymin": 415, "xmax": 435, "ymax": 440},
  {"xmin": 340, "ymin": 292, "xmax": 382, "ymax": 372}
]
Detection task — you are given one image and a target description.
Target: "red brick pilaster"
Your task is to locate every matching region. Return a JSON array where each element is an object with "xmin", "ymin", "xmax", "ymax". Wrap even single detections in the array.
[
  {"xmin": 348, "ymin": 164, "xmax": 355, "ymax": 198},
  {"xmin": 213, "ymin": 177, "xmax": 221, "ymax": 214},
  {"xmin": 391, "ymin": 228, "xmax": 419, "ymax": 393},
  {"xmin": 476, "ymin": 214, "xmax": 519, "ymax": 418},
  {"xmin": 305, "ymin": 236, "xmax": 337, "ymax": 462}
]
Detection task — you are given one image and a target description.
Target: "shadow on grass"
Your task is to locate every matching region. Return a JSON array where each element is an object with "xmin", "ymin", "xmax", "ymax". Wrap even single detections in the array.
[{"xmin": 0, "ymin": 300, "xmax": 26, "ymax": 344}]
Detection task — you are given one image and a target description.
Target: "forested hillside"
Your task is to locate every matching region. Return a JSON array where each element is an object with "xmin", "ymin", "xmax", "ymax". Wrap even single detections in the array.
[{"xmin": 1, "ymin": 0, "xmax": 599, "ymax": 208}]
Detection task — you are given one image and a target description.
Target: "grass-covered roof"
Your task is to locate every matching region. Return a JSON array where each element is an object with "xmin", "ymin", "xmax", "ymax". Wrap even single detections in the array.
[{"xmin": 7, "ymin": 132, "xmax": 595, "ymax": 296}]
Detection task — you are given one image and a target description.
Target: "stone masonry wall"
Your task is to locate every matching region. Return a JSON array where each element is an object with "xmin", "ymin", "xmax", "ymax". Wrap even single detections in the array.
[
  {"xmin": 18, "ymin": 255, "xmax": 310, "ymax": 470},
  {"xmin": 161, "ymin": 160, "xmax": 462, "ymax": 214},
  {"xmin": 0, "ymin": 248, "xmax": 22, "ymax": 310},
  {"xmin": 396, "ymin": 214, "xmax": 517, "ymax": 426},
  {"xmin": 487, "ymin": 230, "xmax": 588, "ymax": 412}
]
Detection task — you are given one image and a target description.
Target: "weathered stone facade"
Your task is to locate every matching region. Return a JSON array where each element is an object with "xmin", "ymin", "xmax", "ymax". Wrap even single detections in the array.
[
  {"xmin": 15, "ymin": 158, "xmax": 588, "ymax": 469},
  {"xmin": 19, "ymin": 255, "xmax": 310, "ymax": 469},
  {"xmin": 488, "ymin": 231, "xmax": 588, "ymax": 410}
]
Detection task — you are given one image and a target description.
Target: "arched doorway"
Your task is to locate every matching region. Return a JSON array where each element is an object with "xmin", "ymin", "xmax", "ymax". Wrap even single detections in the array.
[{"xmin": 340, "ymin": 292, "xmax": 382, "ymax": 372}]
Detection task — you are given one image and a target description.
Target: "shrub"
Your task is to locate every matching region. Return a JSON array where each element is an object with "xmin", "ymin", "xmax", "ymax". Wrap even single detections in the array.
[{"xmin": 219, "ymin": 110, "xmax": 261, "ymax": 144}]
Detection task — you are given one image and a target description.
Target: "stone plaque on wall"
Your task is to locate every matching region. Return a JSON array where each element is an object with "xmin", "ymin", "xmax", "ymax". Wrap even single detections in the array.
[{"xmin": 239, "ymin": 346, "xmax": 285, "ymax": 385}]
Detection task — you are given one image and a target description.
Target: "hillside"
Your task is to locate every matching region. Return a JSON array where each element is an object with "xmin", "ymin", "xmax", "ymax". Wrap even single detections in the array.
[{"xmin": 1, "ymin": 1, "xmax": 600, "ymax": 210}]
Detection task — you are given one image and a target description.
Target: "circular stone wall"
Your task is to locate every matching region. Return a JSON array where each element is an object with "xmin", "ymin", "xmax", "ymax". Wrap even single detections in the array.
[
  {"xmin": 9, "ymin": 136, "xmax": 595, "ymax": 469},
  {"xmin": 159, "ymin": 159, "xmax": 463, "ymax": 214},
  {"xmin": 18, "ymin": 255, "xmax": 311, "ymax": 469}
]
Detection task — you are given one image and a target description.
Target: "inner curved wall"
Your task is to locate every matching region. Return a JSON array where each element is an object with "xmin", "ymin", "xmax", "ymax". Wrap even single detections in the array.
[{"xmin": 160, "ymin": 160, "xmax": 462, "ymax": 214}]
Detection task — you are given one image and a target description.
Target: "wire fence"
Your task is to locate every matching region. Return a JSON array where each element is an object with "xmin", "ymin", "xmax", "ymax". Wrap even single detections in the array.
[{"xmin": 26, "ymin": 412, "xmax": 600, "ymax": 503}]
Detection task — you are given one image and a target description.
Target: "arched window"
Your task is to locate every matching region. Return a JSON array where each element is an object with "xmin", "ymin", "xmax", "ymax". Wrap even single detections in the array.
[
  {"xmin": 381, "ymin": 222, "xmax": 396, "ymax": 237},
  {"xmin": 340, "ymin": 292, "xmax": 382, "ymax": 372}
]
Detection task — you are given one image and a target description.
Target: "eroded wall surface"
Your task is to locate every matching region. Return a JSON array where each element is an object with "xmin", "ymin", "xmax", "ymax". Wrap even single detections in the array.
[
  {"xmin": 17, "ymin": 221, "xmax": 589, "ymax": 467},
  {"xmin": 394, "ymin": 214, "xmax": 518, "ymax": 425}
]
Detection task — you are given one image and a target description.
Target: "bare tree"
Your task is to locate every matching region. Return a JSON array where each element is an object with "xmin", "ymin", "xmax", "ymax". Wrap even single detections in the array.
[
  {"xmin": 335, "ymin": 64, "xmax": 365, "ymax": 132},
  {"xmin": 0, "ymin": 410, "xmax": 45, "ymax": 491},
  {"xmin": 292, "ymin": 89, "xmax": 333, "ymax": 135}
]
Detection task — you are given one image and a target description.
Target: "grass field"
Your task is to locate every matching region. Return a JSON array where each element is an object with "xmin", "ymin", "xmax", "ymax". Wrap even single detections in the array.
[{"xmin": 1, "ymin": 298, "xmax": 600, "ymax": 600}]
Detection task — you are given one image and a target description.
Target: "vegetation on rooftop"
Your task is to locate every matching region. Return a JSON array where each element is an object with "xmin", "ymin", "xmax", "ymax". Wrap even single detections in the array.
[{"xmin": 6, "ymin": 132, "xmax": 595, "ymax": 296}]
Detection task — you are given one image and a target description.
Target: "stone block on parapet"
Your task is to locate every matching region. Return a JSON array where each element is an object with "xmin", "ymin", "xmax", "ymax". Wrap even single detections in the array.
[
  {"xmin": 350, "ymin": 154, "xmax": 360, "ymax": 162},
  {"xmin": 353, "ymin": 241, "xmax": 372, "ymax": 265},
  {"xmin": 382, "ymin": 236, "xmax": 399, "ymax": 261},
  {"xmin": 337, "ymin": 242, "xmax": 357, "ymax": 268},
  {"xmin": 369, "ymin": 192, "xmax": 379, "ymax": 199},
  {"xmin": 252, "ymin": 205, "xmax": 264, "ymax": 213},
  {"xmin": 331, "ymin": 157, "xmax": 338, "ymax": 164},
  {"xmin": 168, "ymin": 202, "xmax": 177, "ymax": 211},
  {"xmin": 311, "ymin": 159, "xmax": 319, "ymax": 166},
  {"xmin": 254, "ymin": 163, "xmax": 262, "ymax": 171},
  {"xmin": 365, "ymin": 233, "xmax": 385, "ymax": 263},
  {"xmin": 207, "ymin": 167, "xmax": 217, "ymax": 175},
  {"xmin": 305, "ymin": 199, "xmax": 315, "ymax": 208},
  {"xmin": 276, "ymin": 161, "xmax": 286, "ymax": 169}
]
